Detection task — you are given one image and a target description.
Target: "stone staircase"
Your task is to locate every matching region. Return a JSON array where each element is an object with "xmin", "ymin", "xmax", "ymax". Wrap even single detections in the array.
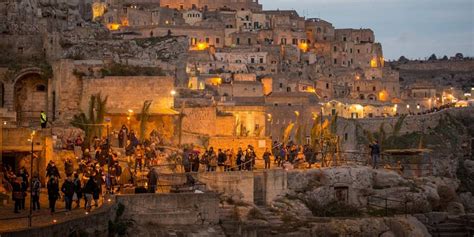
[
  {"xmin": 418, "ymin": 214, "xmax": 474, "ymax": 237},
  {"xmin": 219, "ymin": 205, "xmax": 285, "ymax": 237},
  {"xmin": 219, "ymin": 205, "xmax": 241, "ymax": 237}
]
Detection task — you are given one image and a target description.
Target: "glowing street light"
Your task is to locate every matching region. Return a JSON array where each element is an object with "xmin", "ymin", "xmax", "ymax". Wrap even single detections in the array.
[{"xmin": 171, "ymin": 90, "xmax": 177, "ymax": 96}]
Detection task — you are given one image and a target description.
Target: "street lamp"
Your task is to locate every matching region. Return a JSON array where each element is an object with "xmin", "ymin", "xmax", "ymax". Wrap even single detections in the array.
[
  {"xmin": 267, "ymin": 114, "xmax": 273, "ymax": 139},
  {"xmin": 127, "ymin": 109, "xmax": 133, "ymax": 129},
  {"xmin": 170, "ymin": 90, "xmax": 177, "ymax": 96},
  {"xmin": 28, "ymin": 130, "xmax": 36, "ymax": 228}
]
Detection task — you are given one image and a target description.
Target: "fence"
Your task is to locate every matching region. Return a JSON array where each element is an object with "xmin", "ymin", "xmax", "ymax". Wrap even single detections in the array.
[{"xmin": 366, "ymin": 195, "xmax": 411, "ymax": 217}]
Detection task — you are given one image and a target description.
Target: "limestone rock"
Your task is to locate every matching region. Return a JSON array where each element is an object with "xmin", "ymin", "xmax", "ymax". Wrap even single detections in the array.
[
  {"xmin": 380, "ymin": 231, "xmax": 396, "ymax": 237},
  {"xmin": 424, "ymin": 212, "xmax": 448, "ymax": 225},
  {"xmin": 373, "ymin": 169, "xmax": 404, "ymax": 188},
  {"xmin": 464, "ymin": 159, "xmax": 474, "ymax": 174},
  {"xmin": 459, "ymin": 192, "xmax": 474, "ymax": 212},
  {"xmin": 446, "ymin": 202, "xmax": 465, "ymax": 215}
]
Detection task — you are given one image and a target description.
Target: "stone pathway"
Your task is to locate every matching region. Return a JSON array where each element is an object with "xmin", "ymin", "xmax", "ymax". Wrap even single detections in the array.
[{"xmin": 0, "ymin": 189, "xmax": 107, "ymax": 233}]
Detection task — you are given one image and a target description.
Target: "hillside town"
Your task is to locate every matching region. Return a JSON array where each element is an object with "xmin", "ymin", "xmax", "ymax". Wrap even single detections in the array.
[{"xmin": 0, "ymin": 0, "xmax": 473, "ymax": 236}]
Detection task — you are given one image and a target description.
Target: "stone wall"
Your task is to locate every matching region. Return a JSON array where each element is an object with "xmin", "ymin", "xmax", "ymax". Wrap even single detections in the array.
[
  {"xmin": 196, "ymin": 170, "xmax": 287, "ymax": 205},
  {"xmin": 394, "ymin": 60, "xmax": 474, "ymax": 72},
  {"xmin": 51, "ymin": 59, "xmax": 82, "ymax": 125},
  {"xmin": 81, "ymin": 76, "xmax": 174, "ymax": 113},
  {"xmin": 254, "ymin": 169, "xmax": 288, "ymax": 205},
  {"xmin": 337, "ymin": 107, "xmax": 474, "ymax": 152},
  {"xmin": 116, "ymin": 193, "xmax": 219, "ymax": 225},
  {"xmin": 182, "ymin": 107, "xmax": 217, "ymax": 136},
  {"xmin": 0, "ymin": 202, "xmax": 113, "ymax": 237},
  {"xmin": 197, "ymin": 171, "xmax": 254, "ymax": 203}
]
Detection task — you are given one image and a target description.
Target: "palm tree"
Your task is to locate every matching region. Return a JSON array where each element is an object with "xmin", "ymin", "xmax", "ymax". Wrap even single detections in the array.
[
  {"xmin": 71, "ymin": 93, "xmax": 108, "ymax": 147},
  {"xmin": 282, "ymin": 122, "xmax": 295, "ymax": 144},
  {"xmin": 137, "ymin": 100, "xmax": 152, "ymax": 142}
]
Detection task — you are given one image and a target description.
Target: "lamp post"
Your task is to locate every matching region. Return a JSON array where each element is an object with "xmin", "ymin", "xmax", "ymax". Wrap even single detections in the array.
[
  {"xmin": 28, "ymin": 130, "xmax": 36, "ymax": 228},
  {"xmin": 267, "ymin": 114, "xmax": 273, "ymax": 139},
  {"xmin": 127, "ymin": 109, "xmax": 133, "ymax": 130}
]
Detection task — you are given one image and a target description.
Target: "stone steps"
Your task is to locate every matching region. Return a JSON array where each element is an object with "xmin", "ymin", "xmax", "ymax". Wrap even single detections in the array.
[{"xmin": 428, "ymin": 221, "xmax": 472, "ymax": 237}]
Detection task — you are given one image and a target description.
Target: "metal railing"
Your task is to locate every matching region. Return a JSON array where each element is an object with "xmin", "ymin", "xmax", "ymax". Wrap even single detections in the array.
[{"xmin": 366, "ymin": 195, "xmax": 411, "ymax": 217}]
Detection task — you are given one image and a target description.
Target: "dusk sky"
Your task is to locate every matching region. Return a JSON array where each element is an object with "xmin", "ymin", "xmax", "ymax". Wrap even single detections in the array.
[{"xmin": 261, "ymin": 0, "xmax": 474, "ymax": 60}]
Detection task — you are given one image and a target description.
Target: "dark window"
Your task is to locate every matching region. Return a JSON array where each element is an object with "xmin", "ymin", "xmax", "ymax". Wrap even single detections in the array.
[
  {"xmin": 236, "ymin": 38, "xmax": 240, "ymax": 45},
  {"xmin": 216, "ymin": 38, "xmax": 220, "ymax": 44},
  {"xmin": 36, "ymin": 85, "xmax": 46, "ymax": 92}
]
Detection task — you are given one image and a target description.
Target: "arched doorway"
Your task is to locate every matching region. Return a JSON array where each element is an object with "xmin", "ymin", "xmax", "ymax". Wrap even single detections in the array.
[{"xmin": 14, "ymin": 73, "xmax": 48, "ymax": 127}]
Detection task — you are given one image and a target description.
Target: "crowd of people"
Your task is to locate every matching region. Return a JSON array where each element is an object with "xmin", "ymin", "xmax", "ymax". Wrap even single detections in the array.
[
  {"xmin": 1, "ymin": 121, "xmax": 385, "ymax": 215},
  {"xmin": 178, "ymin": 142, "xmax": 321, "ymax": 173},
  {"xmin": 1, "ymin": 132, "xmax": 126, "ymax": 214}
]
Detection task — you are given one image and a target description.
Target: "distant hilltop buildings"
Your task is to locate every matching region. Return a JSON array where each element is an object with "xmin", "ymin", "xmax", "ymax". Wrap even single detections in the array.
[
  {"xmin": 0, "ymin": 0, "xmax": 470, "ymax": 140},
  {"xmin": 93, "ymin": 0, "xmax": 399, "ymax": 113}
]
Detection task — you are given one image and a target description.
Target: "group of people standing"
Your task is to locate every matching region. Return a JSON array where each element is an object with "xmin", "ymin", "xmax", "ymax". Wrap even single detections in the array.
[
  {"xmin": 181, "ymin": 145, "xmax": 259, "ymax": 173},
  {"xmin": 271, "ymin": 142, "xmax": 318, "ymax": 168},
  {"xmin": 43, "ymin": 159, "xmax": 103, "ymax": 214}
]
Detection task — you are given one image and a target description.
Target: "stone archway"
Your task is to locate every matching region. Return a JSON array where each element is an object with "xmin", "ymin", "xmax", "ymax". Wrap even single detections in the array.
[{"xmin": 13, "ymin": 71, "xmax": 48, "ymax": 127}]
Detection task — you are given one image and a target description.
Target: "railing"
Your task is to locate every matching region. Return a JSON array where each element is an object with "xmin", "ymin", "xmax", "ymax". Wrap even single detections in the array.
[{"xmin": 366, "ymin": 195, "xmax": 411, "ymax": 217}]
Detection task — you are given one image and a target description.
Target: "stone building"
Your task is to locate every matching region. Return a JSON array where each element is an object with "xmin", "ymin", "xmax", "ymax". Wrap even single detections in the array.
[{"xmin": 159, "ymin": 0, "xmax": 262, "ymax": 12}]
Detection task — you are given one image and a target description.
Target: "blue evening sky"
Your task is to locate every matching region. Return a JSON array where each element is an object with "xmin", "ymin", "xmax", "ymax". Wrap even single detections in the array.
[{"xmin": 261, "ymin": 0, "xmax": 474, "ymax": 60}]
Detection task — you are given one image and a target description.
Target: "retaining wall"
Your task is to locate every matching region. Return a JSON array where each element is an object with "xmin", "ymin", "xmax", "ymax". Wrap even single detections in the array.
[{"xmin": 116, "ymin": 192, "xmax": 219, "ymax": 226}]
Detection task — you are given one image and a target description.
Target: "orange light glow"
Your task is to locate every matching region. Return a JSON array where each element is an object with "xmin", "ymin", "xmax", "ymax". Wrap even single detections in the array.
[
  {"xmin": 92, "ymin": 2, "xmax": 107, "ymax": 21},
  {"xmin": 378, "ymin": 90, "xmax": 389, "ymax": 102},
  {"xmin": 121, "ymin": 18, "xmax": 129, "ymax": 26},
  {"xmin": 305, "ymin": 86, "xmax": 316, "ymax": 93},
  {"xmin": 207, "ymin": 77, "xmax": 222, "ymax": 86},
  {"xmin": 370, "ymin": 58, "xmax": 378, "ymax": 68},
  {"xmin": 298, "ymin": 42, "xmax": 308, "ymax": 52},
  {"xmin": 196, "ymin": 42, "xmax": 208, "ymax": 50},
  {"xmin": 107, "ymin": 23, "xmax": 121, "ymax": 31}
]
